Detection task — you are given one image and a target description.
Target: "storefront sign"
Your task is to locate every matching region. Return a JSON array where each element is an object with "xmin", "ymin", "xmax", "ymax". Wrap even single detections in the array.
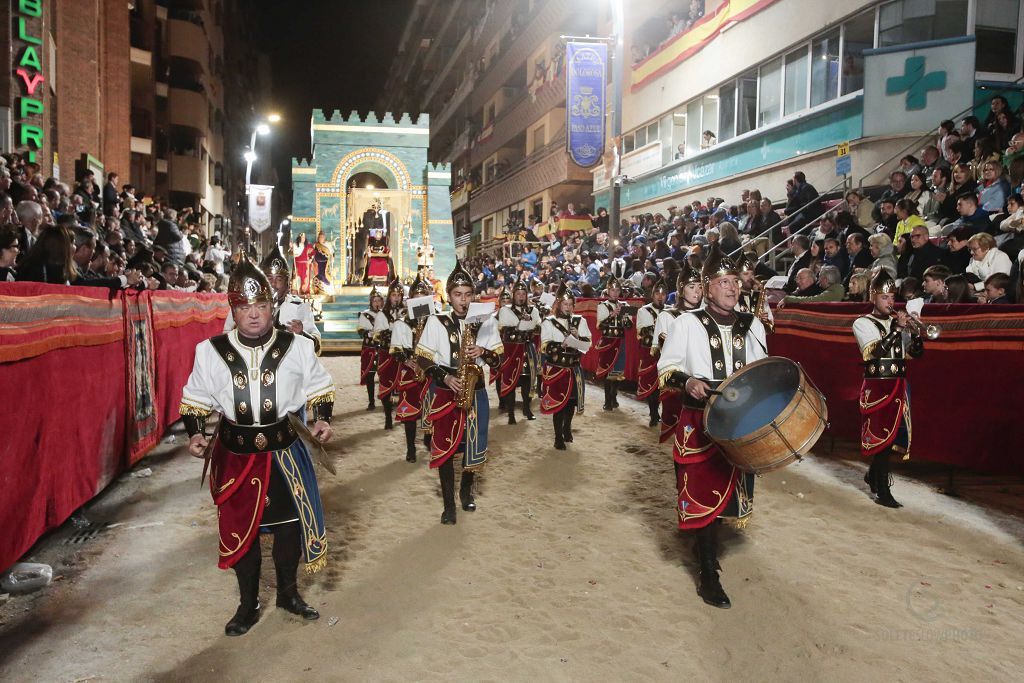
[
  {"xmin": 13, "ymin": 0, "xmax": 46, "ymax": 163},
  {"xmin": 565, "ymin": 42, "xmax": 607, "ymax": 168}
]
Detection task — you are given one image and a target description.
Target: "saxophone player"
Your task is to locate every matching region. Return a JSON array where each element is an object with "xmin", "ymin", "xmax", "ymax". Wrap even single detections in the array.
[
  {"xmin": 736, "ymin": 252, "xmax": 774, "ymax": 333},
  {"xmin": 415, "ymin": 261, "xmax": 503, "ymax": 525},
  {"xmin": 540, "ymin": 283, "xmax": 592, "ymax": 450}
]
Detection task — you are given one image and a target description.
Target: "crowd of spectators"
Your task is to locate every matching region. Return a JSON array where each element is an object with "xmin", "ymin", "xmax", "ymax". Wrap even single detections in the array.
[
  {"xmin": 464, "ymin": 98, "xmax": 1024, "ymax": 307},
  {"xmin": 0, "ymin": 152, "xmax": 231, "ymax": 293},
  {"xmin": 632, "ymin": 0, "xmax": 707, "ymax": 65}
]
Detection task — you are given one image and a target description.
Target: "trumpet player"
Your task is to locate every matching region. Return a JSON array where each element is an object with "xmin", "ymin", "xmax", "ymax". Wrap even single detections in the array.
[
  {"xmin": 389, "ymin": 273, "xmax": 435, "ymax": 463},
  {"xmin": 415, "ymin": 261, "xmax": 502, "ymax": 525},
  {"xmin": 636, "ymin": 277, "xmax": 668, "ymax": 427},
  {"xmin": 496, "ymin": 276, "xmax": 542, "ymax": 424},
  {"xmin": 357, "ymin": 287, "xmax": 384, "ymax": 410},
  {"xmin": 540, "ymin": 283, "xmax": 592, "ymax": 450},
  {"xmin": 595, "ymin": 278, "xmax": 634, "ymax": 410},
  {"xmin": 853, "ymin": 270, "xmax": 925, "ymax": 508}
]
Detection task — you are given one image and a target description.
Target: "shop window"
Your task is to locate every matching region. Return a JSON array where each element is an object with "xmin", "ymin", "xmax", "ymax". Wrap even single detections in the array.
[
  {"xmin": 976, "ymin": 0, "xmax": 1021, "ymax": 74},
  {"xmin": 700, "ymin": 95, "xmax": 718, "ymax": 147},
  {"xmin": 879, "ymin": 0, "xmax": 968, "ymax": 48},
  {"xmin": 718, "ymin": 81, "xmax": 737, "ymax": 142},
  {"xmin": 811, "ymin": 29, "xmax": 840, "ymax": 107},
  {"xmin": 841, "ymin": 10, "xmax": 874, "ymax": 95},
  {"xmin": 686, "ymin": 99, "xmax": 702, "ymax": 152},
  {"xmin": 737, "ymin": 71, "xmax": 758, "ymax": 135}
]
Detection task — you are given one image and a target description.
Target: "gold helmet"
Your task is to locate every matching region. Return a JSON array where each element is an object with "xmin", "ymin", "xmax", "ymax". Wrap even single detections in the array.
[
  {"xmin": 651, "ymin": 276, "xmax": 668, "ymax": 296},
  {"xmin": 554, "ymin": 281, "xmax": 575, "ymax": 303},
  {"xmin": 735, "ymin": 250, "xmax": 757, "ymax": 276},
  {"xmin": 678, "ymin": 260, "xmax": 702, "ymax": 289},
  {"xmin": 259, "ymin": 244, "xmax": 290, "ymax": 277},
  {"xmin": 446, "ymin": 259, "xmax": 474, "ymax": 292},
  {"xmin": 512, "ymin": 275, "xmax": 530, "ymax": 293},
  {"xmin": 409, "ymin": 272, "xmax": 433, "ymax": 297},
  {"xmin": 870, "ymin": 269, "xmax": 898, "ymax": 296},
  {"xmin": 605, "ymin": 276, "xmax": 622, "ymax": 292},
  {"xmin": 387, "ymin": 277, "xmax": 405, "ymax": 298},
  {"xmin": 369, "ymin": 285, "xmax": 385, "ymax": 304},
  {"xmin": 498, "ymin": 285, "xmax": 512, "ymax": 304},
  {"xmin": 701, "ymin": 243, "xmax": 739, "ymax": 289},
  {"xmin": 227, "ymin": 252, "xmax": 273, "ymax": 308}
]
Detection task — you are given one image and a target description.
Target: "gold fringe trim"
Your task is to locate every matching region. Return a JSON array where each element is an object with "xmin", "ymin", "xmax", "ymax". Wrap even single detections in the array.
[
  {"xmin": 657, "ymin": 367, "xmax": 678, "ymax": 389},
  {"xmin": 304, "ymin": 552, "xmax": 327, "ymax": 575},
  {"xmin": 179, "ymin": 402, "xmax": 212, "ymax": 417},
  {"xmin": 722, "ymin": 513, "xmax": 753, "ymax": 530},
  {"xmin": 414, "ymin": 346, "xmax": 436, "ymax": 362},
  {"xmin": 306, "ymin": 390, "xmax": 336, "ymax": 412}
]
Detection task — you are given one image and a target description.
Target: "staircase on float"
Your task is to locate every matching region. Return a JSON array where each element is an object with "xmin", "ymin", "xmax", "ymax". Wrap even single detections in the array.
[{"xmin": 316, "ymin": 287, "xmax": 373, "ymax": 353}]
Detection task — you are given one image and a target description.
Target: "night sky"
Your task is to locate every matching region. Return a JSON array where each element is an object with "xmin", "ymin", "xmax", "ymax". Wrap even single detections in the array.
[{"xmin": 251, "ymin": 0, "xmax": 416, "ymax": 203}]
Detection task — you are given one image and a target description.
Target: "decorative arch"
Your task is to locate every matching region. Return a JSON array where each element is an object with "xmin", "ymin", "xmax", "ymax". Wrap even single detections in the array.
[{"xmin": 318, "ymin": 147, "xmax": 412, "ymax": 192}]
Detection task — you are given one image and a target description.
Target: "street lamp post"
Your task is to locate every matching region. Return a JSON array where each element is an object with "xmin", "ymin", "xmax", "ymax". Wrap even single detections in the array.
[
  {"xmin": 242, "ymin": 118, "xmax": 276, "ymax": 253},
  {"xmin": 608, "ymin": 0, "xmax": 625, "ymax": 243}
]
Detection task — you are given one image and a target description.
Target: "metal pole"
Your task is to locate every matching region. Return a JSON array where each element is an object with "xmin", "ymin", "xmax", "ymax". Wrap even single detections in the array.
[
  {"xmin": 608, "ymin": 0, "xmax": 624, "ymax": 240},
  {"xmin": 244, "ymin": 129, "xmax": 258, "ymax": 253}
]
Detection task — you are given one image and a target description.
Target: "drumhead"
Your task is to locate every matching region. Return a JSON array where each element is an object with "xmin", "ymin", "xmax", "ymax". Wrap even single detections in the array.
[{"xmin": 705, "ymin": 357, "xmax": 800, "ymax": 440}]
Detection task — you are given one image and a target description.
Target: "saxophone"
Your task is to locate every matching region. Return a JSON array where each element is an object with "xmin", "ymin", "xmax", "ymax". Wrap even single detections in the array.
[
  {"xmin": 455, "ymin": 321, "xmax": 482, "ymax": 409},
  {"xmin": 754, "ymin": 281, "xmax": 775, "ymax": 334}
]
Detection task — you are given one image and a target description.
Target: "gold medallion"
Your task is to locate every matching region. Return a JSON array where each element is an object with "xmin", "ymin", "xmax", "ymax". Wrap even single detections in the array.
[
  {"xmin": 226, "ymin": 352, "xmax": 236, "ymax": 362},
  {"xmin": 238, "ymin": 402, "xmax": 248, "ymax": 414},
  {"xmin": 710, "ymin": 336, "xmax": 721, "ymax": 349},
  {"xmin": 262, "ymin": 369, "xmax": 275, "ymax": 386},
  {"xmin": 254, "ymin": 433, "xmax": 268, "ymax": 450},
  {"xmin": 263, "ymin": 398, "xmax": 273, "ymax": 411},
  {"xmin": 233, "ymin": 373, "xmax": 247, "ymax": 389}
]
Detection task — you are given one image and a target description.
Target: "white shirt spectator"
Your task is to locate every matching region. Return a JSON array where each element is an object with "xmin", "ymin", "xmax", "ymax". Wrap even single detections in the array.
[{"xmin": 966, "ymin": 247, "xmax": 1012, "ymax": 291}]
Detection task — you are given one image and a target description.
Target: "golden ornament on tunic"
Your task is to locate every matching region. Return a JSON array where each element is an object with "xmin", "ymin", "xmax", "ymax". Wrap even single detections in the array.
[
  {"xmin": 238, "ymin": 402, "xmax": 248, "ymax": 414},
  {"xmin": 714, "ymin": 360, "xmax": 724, "ymax": 370},
  {"xmin": 271, "ymin": 348, "xmax": 281, "ymax": 359},
  {"xmin": 263, "ymin": 399, "xmax": 273, "ymax": 411},
  {"xmin": 254, "ymin": 433, "xmax": 268, "ymax": 450},
  {"xmin": 233, "ymin": 373, "xmax": 247, "ymax": 389},
  {"xmin": 226, "ymin": 352, "xmax": 236, "ymax": 362},
  {"xmin": 733, "ymin": 336, "xmax": 744, "ymax": 349},
  {"xmin": 262, "ymin": 369, "xmax": 275, "ymax": 386},
  {"xmin": 710, "ymin": 336, "xmax": 721, "ymax": 349},
  {"xmin": 734, "ymin": 360, "xmax": 744, "ymax": 370}
]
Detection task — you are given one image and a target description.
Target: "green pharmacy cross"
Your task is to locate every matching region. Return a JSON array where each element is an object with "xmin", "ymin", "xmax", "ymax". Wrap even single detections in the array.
[{"xmin": 886, "ymin": 56, "xmax": 946, "ymax": 111}]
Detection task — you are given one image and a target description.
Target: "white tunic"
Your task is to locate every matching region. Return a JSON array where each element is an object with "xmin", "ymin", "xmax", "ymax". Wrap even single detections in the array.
[
  {"xmin": 357, "ymin": 309, "xmax": 377, "ymax": 337},
  {"xmin": 657, "ymin": 311, "xmax": 768, "ymax": 383},
  {"xmin": 853, "ymin": 314, "xmax": 912, "ymax": 360},
  {"xmin": 497, "ymin": 303, "xmax": 541, "ymax": 331},
  {"xmin": 636, "ymin": 304, "xmax": 660, "ymax": 345},
  {"xmin": 180, "ymin": 330, "xmax": 334, "ymax": 423},
  {"xmin": 390, "ymin": 318, "xmax": 417, "ymax": 352},
  {"xmin": 540, "ymin": 315, "xmax": 593, "ymax": 354},
  {"xmin": 415, "ymin": 312, "xmax": 503, "ymax": 369},
  {"xmin": 653, "ymin": 309, "xmax": 684, "ymax": 353},
  {"xmin": 223, "ymin": 295, "xmax": 320, "ymax": 343}
]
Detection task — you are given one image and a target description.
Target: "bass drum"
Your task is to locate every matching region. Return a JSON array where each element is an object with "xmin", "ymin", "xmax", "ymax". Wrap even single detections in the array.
[{"xmin": 704, "ymin": 357, "xmax": 827, "ymax": 474}]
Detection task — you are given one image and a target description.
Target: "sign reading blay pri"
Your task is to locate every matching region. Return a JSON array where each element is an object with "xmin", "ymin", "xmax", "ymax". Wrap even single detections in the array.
[
  {"xmin": 565, "ymin": 42, "xmax": 607, "ymax": 168},
  {"xmin": 248, "ymin": 184, "xmax": 274, "ymax": 233}
]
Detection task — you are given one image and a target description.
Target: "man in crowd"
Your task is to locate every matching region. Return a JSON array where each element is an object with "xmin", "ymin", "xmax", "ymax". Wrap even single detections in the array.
[
  {"xmin": 783, "ymin": 235, "xmax": 812, "ymax": 292},
  {"xmin": 906, "ymin": 225, "xmax": 948, "ymax": 281}
]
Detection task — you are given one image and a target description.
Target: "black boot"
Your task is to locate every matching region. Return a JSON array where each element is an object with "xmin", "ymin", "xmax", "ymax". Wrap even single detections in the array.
[
  {"xmin": 404, "ymin": 421, "xmax": 417, "ymax": 462},
  {"xmin": 874, "ymin": 451, "xmax": 903, "ymax": 508},
  {"xmin": 521, "ymin": 385, "xmax": 536, "ymax": 420},
  {"xmin": 272, "ymin": 522, "xmax": 319, "ymax": 620},
  {"xmin": 553, "ymin": 412, "xmax": 566, "ymax": 450},
  {"xmin": 603, "ymin": 383, "xmax": 613, "ymax": 411},
  {"xmin": 695, "ymin": 526, "xmax": 730, "ymax": 609},
  {"xmin": 507, "ymin": 393, "xmax": 517, "ymax": 425},
  {"xmin": 423, "ymin": 430, "xmax": 432, "ymax": 450},
  {"xmin": 439, "ymin": 460, "xmax": 457, "ymax": 524},
  {"xmin": 611, "ymin": 381, "xmax": 620, "ymax": 408},
  {"xmin": 563, "ymin": 408, "xmax": 574, "ymax": 443},
  {"xmin": 366, "ymin": 380, "xmax": 376, "ymax": 410},
  {"xmin": 864, "ymin": 459, "xmax": 877, "ymax": 494},
  {"xmin": 648, "ymin": 394, "xmax": 660, "ymax": 428},
  {"xmin": 226, "ymin": 540, "xmax": 262, "ymax": 636},
  {"xmin": 383, "ymin": 396, "xmax": 394, "ymax": 430},
  {"xmin": 460, "ymin": 470, "xmax": 477, "ymax": 511}
]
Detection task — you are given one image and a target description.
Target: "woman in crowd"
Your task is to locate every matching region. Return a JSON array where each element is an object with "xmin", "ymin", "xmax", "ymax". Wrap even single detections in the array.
[
  {"xmin": 846, "ymin": 271, "xmax": 870, "ymax": 301},
  {"xmin": 977, "ymin": 160, "xmax": 1010, "ymax": 214},
  {"xmin": 904, "ymin": 172, "xmax": 936, "ymax": 219},
  {"xmin": 718, "ymin": 221, "xmax": 742, "ymax": 254},
  {"xmin": 867, "ymin": 233, "xmax": 897, "ymax": 278},
  {"xmin": 893, "ymin": 198, "xmax": 928, "ymax": 243},
  {"xmin": 944, "ymin": 274, "xmax": 977, "ymax": 303},
  {"xmin": 965, "ymin": 232, "xmax": 1012, "ymax": 292},
  {"xmin": 949, "ymin": 163, "xmax": 976, "ymax": 198},
  {"xmin": 0, "ymin": 223, "xmax": 19, "ymax": 281},
  {"xmin": 16, "ymin": 224, "xmax": 76, "ymax": 284}
]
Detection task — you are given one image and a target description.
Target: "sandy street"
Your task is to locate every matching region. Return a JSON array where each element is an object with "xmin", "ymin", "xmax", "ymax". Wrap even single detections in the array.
[{"xmin": 1, "ymin": 354, "xmax": 1022, "ymax": 682}]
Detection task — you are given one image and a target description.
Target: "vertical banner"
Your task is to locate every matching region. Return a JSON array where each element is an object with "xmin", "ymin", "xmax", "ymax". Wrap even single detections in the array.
[
  {"xmin": 248, "ymin": 184, "xmax": 274, "ymax": 233},
  {"xmin": 566, "ymin": 42, "xmax": 607, "ymax": 168}
]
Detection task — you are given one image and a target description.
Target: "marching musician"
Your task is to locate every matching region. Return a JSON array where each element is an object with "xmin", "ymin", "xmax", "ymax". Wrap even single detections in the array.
[
  {"xmin": 180, "ymin": 254, "xmax": 334, "ymax": 636},
  {"xmin": 653, "ymin": 262, "xmax": 703, "ymax": 444},
  {"xmin": 529, "ymin": 278, "xmax": 549, "ymax": 398},
  {"xmin": 223, "ymin": 245, "xmax": 322, "ymax": 354},
  {"xmin": 540, "ymin": 283, "xmax": 592, "ymax": 450},
  {"xmin": 496, "ymin": 276, "xmax": 542, "ymax": 424},
  {"xmin": 635, "ymin": 277, "xmax": 667, "ymax": 427},
  {"xmin": 389, "ymin": 273, "xmax": 435, "ymax": 463},
  {"xmin": 736, "ymin": 252, "xmax": 774, "ymax": 333},
  {"xmin": 595, "ymin": 277, "xmax": 634, "ymax": 411},
  {"xmin": 853, "ymin": 270, "xmax": 924, "ymax": 508},
  {"xmin": 657, "ymin": 244, "xmax": 768, "ymax": 609},
  {"xmin": 373, "ymin": 278, "xmax": 406, "ymax": 431},
  {"xmin": 358, "ymin": 287, "xmax": 384, "ymax": 410},
  {"xmin": 415, "ymin": 261, "xmax": 503, "ymax": 524}
]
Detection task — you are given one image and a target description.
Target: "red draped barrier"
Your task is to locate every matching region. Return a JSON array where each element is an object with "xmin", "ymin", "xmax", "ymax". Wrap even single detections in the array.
[
  {"xmin": 0, "ymin": 283, "xmax": 227, "ymax": 571},
  {"xmin": 576, "ymin": 297, "xmax": 1024, "ymax": 475}
]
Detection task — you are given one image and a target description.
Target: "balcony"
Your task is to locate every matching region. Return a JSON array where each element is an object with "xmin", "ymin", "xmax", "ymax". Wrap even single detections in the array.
[
  {"xmin": 167, "ymin": 18, "xmax": 208, "ymax": 73},
  {"xmin": 468, "ymin": 133, "xmax": 591, "ymax": 220},
  {"xmin": 169, "ymin": 154, "xmax": 206, "ymax": 197},
  {"xmin": 473, "ymin": 72, "xmax": 565, "ymax": 162},
  {"xmin": 168, "ymin": 87, "xmax": 208, "ymax": 133}
]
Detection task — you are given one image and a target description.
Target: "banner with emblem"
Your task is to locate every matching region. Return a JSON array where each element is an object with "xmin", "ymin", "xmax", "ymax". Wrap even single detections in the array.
[
  {"xmin": 565, "ymin": 42, "xmax": 607, "ymax": 168},
  {"xmin": 248, "ymin": 184, "xmax": 274, "ymax": 233}
]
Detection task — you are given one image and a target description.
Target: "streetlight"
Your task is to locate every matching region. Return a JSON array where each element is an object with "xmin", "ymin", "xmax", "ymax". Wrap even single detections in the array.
[
  {"xmin": 243, "ymin": 118, "xmax": 275, "ymax": 252},
  {"xmin": 267, "ymin": 113, "xmax": 282, "ymax": 124}
]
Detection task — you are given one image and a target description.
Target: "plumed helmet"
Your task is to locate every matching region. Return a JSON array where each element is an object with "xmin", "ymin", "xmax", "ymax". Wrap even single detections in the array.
[
  {"xmin": 735, "ymin": 250, "xmax": 757, "ymax": 275},
  {"xmin": 446, "ymin": 259, "xmax": 475, "ymax": 292},
  {"xmin": 651, "ymin": 276, "xmax": 668, "ymax": 295},
  {"xmin": 498, "ymin": 285, "xmax": 512, "ymax": 304},
  {"xmin": 701, "ymin": 243, "xmax": 739, "ymax": 288},
  {"xmin": 259, "ymin": 244, "xmax": 290, "ymax": 277},
  {"xmin": 387, "ymin": 277, "xmax": 405, "ymax": 297},
  {"xmin": 605, "ymin": 276, "xmax": 622, "ymax": 291},
  {"xmin": 227, "ymin": 252, "xmax": 273, "ymax": 308},
  {"xmin": 512, "ymin": 275, "xmax": 530, "ymax": 293},
  {"xmin": 678, "ymin": 260, "xmax": 702, "ymax": 289}
]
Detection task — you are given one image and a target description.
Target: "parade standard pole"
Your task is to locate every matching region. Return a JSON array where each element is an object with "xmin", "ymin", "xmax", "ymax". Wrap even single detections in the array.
[{"xmin": 608, "ymin": 0, "xmax": 625, "ymax": 239}]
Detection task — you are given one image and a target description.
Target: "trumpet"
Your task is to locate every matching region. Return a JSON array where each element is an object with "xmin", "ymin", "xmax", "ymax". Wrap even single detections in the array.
[{"xmin": 905, "ymin": 313, "xmax": 941, "ymax": 340}]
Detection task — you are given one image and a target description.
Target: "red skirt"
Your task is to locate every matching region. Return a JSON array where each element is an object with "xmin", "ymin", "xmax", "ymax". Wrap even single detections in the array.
[
  {"xmin": 540, "ymin": 363, "xmax": 583, "ymax": 414},
  {"xmin": 859, "ymin": 377, "xmax": 911, "ymax": 457},
  {"xmin": 395, "ymin": 363, "xmax": 428, "ymax": 422},
  {"xmin": 659, "ymin": 388, "xmax": 684, "ymax": 444},
  {"xmin": 360, "ymin": 346, "xmax": 376, "ymax": 385},
  {"xmin": 636, "ymin": 345, "xmax": 659, "ymax": 399},
  {"xmin": 368, "ymin": 256, "xmax": 390, "ymax": 278},
  {"xmin": 209, "ymin": 441, "xmax": 272, "ymax": 569},
  {"xmin": 672, "ymin": 408, "xmax": 746, "ymax": 530},
  {"xmin": 594, "ymin": 336, "xmax": 624, "ymax": 380},
  {"xmin": 497, "ymin": 342, "xmax": 526, "ymax": 397},
  {"xmin": 377, "ymin": 348, "xmax": 400, "ymax": 399}
]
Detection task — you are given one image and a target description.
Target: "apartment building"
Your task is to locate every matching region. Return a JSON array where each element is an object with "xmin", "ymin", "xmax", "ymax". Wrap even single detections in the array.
[
  {"xmin": 379, "ymin": 0, "xmax": 603, "ymax": 254},
  {"xmin": 605, "ymin": 0, "xmax": 1024, "ymax": 216}
]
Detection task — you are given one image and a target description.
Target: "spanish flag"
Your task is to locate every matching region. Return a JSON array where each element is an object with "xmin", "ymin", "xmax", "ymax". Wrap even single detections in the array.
[{"xmin": 631, "ymin": 0, "xmax": 780, "ymax": 91}]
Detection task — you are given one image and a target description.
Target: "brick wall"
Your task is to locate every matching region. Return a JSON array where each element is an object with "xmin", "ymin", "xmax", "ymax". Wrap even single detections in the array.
[{"xmin": 101, "ymin": 0, "xmax": 130, "ymax": 183}]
